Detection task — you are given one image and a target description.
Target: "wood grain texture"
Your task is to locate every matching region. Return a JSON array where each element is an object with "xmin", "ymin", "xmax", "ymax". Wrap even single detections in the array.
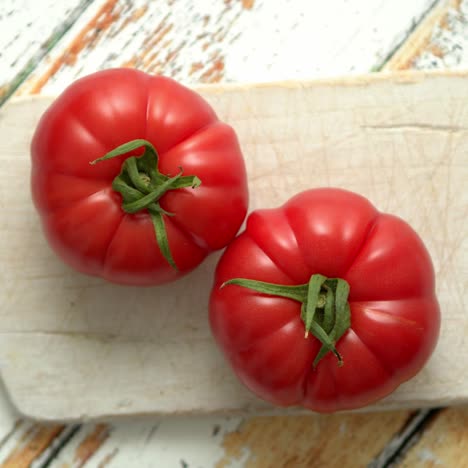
[
  {"xmin": 73, "ymin": 424, "xmax": 110, "ymax": 466},
  {"xmin": 384, "ymin": 0, "xmax": 468, "ymax": 71},
  {"xmin": 15, "ymin": 0, "xmax": 438, "ymax": 96},
  {"xmin": 0, "ymin": 0, "xmax": 92, "ymax": 103},
  {"xmin": 46, "ymin": 417, "xmax": 243, "ymax": 467},
  {"xmin": 0, "ymin": 71, "xmax": 466, "ymax": 421},
  {"xmin": 40, "ymin": 412, "xmax": 417, "ymax": 467},
  {"xmin": 216, "ymin": 412, "xmax": 411, "ymax": 468},
  {"xmin": 0, "ymin": 424, "xmax": 64, "ymax": 467},
  {"xmin": 400, "ymin": 408, "xmax": 468, "ymax": 467}
]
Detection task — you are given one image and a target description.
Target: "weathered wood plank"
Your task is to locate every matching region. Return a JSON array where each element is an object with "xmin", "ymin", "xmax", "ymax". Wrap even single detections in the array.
[
  {"xmin": 44, "ymin": 412, "xmax": 417, "ymax": 467},
  {"xmin": 0, "ymin": 0, "xmax": 93, "ymax": 104},
  {"xmin": 215, "ymin": 412, "xmax": 411, "ymax": 468},
  {"xmin": 0, "ymin": 380, "xmax": 28, "ymax": 466},
  {"xmin": 47, "ymin": 418, "xmax": 243, "ymax": 467},
  {"xmin": 369, "ymin": 409, "xmax": 441, "ymax": 467},
  {"xmin": 399, "ymin": 408, "xmax": 468, "ymax": 467},
  {"xmin": 16, "ymin": 0, "xmax": 437, "ymax": 96},
  {"xmin": 0, "ymin": 423, "xmax": 64, "ymax": 467},
  {"xmin": 68, "ymin": 424, "xmax": 110, "ymax": 467},
  {"xmin": 384, "ymin": 0, "xmax": 468, "ymax": 71}
]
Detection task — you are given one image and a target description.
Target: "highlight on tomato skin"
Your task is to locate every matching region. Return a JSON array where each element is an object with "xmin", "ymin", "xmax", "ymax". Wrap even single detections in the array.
[
  {"xmin": 30, "ymin": 68, "xmax": 249, "ymax": 286},
  {"xmin": 209, "ymin": 187, "xmax": 440, "ymax": 413}
]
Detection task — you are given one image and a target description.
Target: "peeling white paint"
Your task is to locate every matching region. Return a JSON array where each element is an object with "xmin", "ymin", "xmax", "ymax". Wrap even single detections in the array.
[
  {"xmin": 0, "ymin": 0, "xmax": 89, "ymax": 94},
  {"xmin": 54, "ymin": 417, "xmax": 245, "ymax": 468},
  {"xmin": 418, "ymin": 447, "xmax": 443, "ymax": 465},
  {"xmin": 15, "ymin": 0, "xmax": 437, "ymax": 96},
  {"xmin": 414, "ymin": 0, "xmax": 468, "ymax": 69}
]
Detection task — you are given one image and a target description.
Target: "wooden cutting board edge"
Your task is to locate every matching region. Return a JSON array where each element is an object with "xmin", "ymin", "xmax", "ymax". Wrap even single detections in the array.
[{"xmin": 7, "ymin": 68, "xmax": 468, "ymax": 101}]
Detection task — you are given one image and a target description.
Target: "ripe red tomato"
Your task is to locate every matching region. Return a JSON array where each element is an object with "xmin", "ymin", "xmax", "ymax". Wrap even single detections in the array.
[
  {"xmin": 210, "ymin": 188, "xmax": 440, "ymax": 412},
  {"xmin": 31, "ymin": 69, "xmax": 248, "ymax": 285}
]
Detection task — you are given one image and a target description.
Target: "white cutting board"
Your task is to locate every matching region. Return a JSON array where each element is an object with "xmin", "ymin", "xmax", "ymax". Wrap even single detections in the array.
[{"xmin": 0, "ymin": 71, "xmax": 466, "ymax": 422}]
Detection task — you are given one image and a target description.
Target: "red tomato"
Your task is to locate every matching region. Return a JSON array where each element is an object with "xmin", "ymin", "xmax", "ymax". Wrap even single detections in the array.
[
  {"xmin": 210, "ymin": 188, "xmax": 440, "ymax": 412},
  {"xmin": 31, "ymin": 69, "xmax": 248, "ymax": 285}
]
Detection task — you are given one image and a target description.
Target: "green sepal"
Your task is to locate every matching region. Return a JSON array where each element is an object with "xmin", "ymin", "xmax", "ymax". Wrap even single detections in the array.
[
  {"xmin": 303, "ymin": 274, "xmax": 327, "ymax": 336},
  {"xmin": 222, "ymin": 278, "xmax": 307, "ymax": 303},
  {"xmin": 313, "ymin": 279, "xmax": 350, "ymax": 367},
  {"xmin": 90, "ymin": 139, "xmax": 201, "ymax": 270},
  {"xmin": 149, "ymin": 206, "xmax": 178, "ymax": 271},
  {"xmin": 222, "ymin": 274, "xmax": 351, "ymax": 368}
]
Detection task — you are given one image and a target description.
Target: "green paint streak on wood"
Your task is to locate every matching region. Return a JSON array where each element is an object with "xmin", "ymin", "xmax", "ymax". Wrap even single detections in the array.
[
  {"xmin": 0, "ymin": 0, "xmax": 94, "ymax": 108},
  {"xmin": 370, "ymin": 0, "xmax": 439, "ymax": 72}
]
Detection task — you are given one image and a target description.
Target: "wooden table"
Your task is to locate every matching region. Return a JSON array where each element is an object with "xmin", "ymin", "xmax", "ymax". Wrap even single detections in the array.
[{"xmin": 0, "ymin": 0, "xmax": 467, "ymax": 466}]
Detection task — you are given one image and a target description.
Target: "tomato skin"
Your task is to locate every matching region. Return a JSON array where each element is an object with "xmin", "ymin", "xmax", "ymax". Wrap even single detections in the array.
[
  {"xmin": 210, "ymin": 188, "xmax": 440, "ymax": 412},
  {"xmin": 31, "ymin": 69, "xmax": 248, "ymax": 285}
]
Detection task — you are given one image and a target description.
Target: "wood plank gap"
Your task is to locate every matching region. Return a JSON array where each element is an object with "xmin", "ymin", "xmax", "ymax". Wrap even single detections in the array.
[
  {"xmin": 34, "ymin": 424, "xmax": 82, "ymax": 468},
  {"xmin": 0, "ymin": 424, "xmax": 65, "ymax": 468},
  {"xmin": 72, "ymin": 424, "xmax": 111, "ymax": 467},
  {"xmin": 0, "ymin": 420, "xmax": 22, "ymax": 452},
  {"xmin": 0, "ymin": 0, "xmax": 94, "ymax": 108},
  {"xmin": 368, "ymin": 408, "xmax": 442, "ymax": 468},
  {"xmin": 373, "ymin": 0, "xmax": 440, "ymax": 71}
]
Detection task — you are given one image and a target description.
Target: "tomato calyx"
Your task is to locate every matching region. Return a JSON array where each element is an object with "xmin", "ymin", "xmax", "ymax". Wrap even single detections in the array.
[
  {"xmin": 222, "ymin": 274, "xmax": 351, "ymax": 367},
  {"xmin": 91, "ymin": 139, "xmax": 201, "ymax": 270}
]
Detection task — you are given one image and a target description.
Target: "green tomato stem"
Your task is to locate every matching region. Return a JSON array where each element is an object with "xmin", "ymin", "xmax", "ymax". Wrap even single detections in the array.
[
  {"xmin": 90, "ymin": 139, "xmax": 201, "ymax": 270},
  {"xmin": 222, "ymin": 273, "xmax": 351, "ymax": 368}
]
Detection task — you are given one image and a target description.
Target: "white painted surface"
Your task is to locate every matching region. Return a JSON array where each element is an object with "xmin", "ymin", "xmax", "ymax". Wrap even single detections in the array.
[
  {"xmin": 414, "ymin": 0, "xmax": 468, "ymax": 69},
  {"xmin": 0, "ymin": 0, "xmax": 90, "ymax": 97},
  {"xmin": 16, "ymin": 0, "xmax": 438, "ymax": 96},
  {"xmin": 48, "ymin": 417, "xmax": 245, "ymax": 468},
  {"xmin": 0, "ymin": 72, "xmax": 466, "ymax": 421}
]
